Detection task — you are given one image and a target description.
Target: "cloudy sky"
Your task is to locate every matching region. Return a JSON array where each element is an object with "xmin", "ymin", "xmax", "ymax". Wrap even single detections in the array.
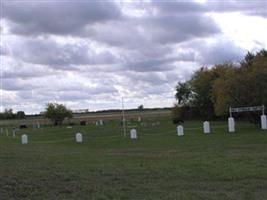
[{"xmin": 0, "ymin": 0, "xmax": 267, "ymax": 114}]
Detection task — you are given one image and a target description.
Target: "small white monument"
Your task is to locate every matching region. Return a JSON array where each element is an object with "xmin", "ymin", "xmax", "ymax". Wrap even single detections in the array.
[
  {"xmin": 99, "ymin": 119, "xmax": 103, "ymax": 126},
  {"xmin": 37, "ymin": 122, "xmax": 40, "ymax": 129},
  {"xmin": 96, "ymin": 121, "xmax": 99, "ymax": 126},
  {"xmin": 138, "ymin": 116, "xmax": 142, "ymax": 122},
  {"xmin": 130, "ymin": 129, "xmax": 137, "ymax": 139},
  {"xmin": 228, "ymin": 117, "xmax": 235, "ymax": 133},
  {"xmin": 0, "ymin": 127, "xmax": 3, "ymax": 135},
  {"xmin": 21, "ymin": 134, "xmax": 28, "ymax": 144},
  {"xmin": 203, "ymin": 121, "xmax": 210, "ymax": 134},
  {"xmin": 261, "ymin": 115, "xmax": 267, "ymax": 130},
  {"xmin": 6, "ymin": 129, "xmax": 9, "ymax": 136},
  {"xmin": 76, "ymin": 133, "xmax": 83, "ymax": 143},
  {"xmin": 177, "ymin": 125, "xmax": 184, "ymax": 136}
]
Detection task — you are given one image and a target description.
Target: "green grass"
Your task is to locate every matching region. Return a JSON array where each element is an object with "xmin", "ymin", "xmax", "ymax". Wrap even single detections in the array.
[{"xmin": 1, "ymin": 119, "xmax": 267, "ymax": 200}]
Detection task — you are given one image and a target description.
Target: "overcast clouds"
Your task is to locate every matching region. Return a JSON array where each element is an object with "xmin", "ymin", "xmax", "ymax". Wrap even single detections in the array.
[{"xmin": 1, "ymin": 0, "xmax": 267, "ymax": 113}]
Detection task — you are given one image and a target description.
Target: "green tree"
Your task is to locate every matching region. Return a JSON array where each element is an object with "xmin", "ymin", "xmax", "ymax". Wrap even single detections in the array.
[
  {"xmin": 16, "ymin": 111, "xmax": 26, "ymax": 119},
  {"xmin": 189, "ymin": 67, "xmax": 215, "ymax": 120},
  {"xmin": 138, "ymin": 105, "xmax": 144, "ymax": 110},
  {"xmin": 227, "ymin": 50, "xmax": 267, "ymax": 110},
  {"xmin": 175, "ymin": 82, "xmax": 191, "ymax": 105},
  {"xmin": 44, "ymin": 103, "xmax": 72, "ymax": 126},
  {"xmin": 0, "ymin": 108, "xmax": 15, "ymax": 119},
  {"xmin": 211, "ymin": 63, "xmax": 236, "ymax": 116}
]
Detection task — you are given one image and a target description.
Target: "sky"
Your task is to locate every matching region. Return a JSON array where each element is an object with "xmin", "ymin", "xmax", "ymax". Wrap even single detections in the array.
[{"xmin": 0, "ymin": 0, "xmax": 267, "ymax": 114}]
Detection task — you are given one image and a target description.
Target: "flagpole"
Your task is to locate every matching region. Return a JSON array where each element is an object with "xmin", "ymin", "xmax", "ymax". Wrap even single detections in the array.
[{"xmin": 122, "ymin": 97, "xmax": 126, "ymax": 138}]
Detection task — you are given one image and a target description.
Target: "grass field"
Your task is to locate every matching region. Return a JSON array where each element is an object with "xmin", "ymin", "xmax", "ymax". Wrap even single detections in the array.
[{"xmin": 1, "ymin": 118, "xmax": 267, "ymax": 200}]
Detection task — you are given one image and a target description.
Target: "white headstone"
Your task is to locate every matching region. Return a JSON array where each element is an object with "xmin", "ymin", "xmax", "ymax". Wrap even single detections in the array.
[
  {"xmin": 76, "ymin": 133, "xmax": 83, "ymax": 143},
  {"xmin": 177, "ymin": 125, "xmax": 184, "ymax": 136},
  {"xmin": 138, "ymin": 116, "xmax": 142, "ymax": 122},
  {"xmin": 99, "ymin": 119, "xmax": 103, "ymax": 126},
  {"xmin": 130, "ymin": 129, "xmax": 137, "ymax": 139},
  {"xmin": 37, "ymin": 122, "xmax": 40, "ymax": 129},
  {"xmin": 21, "ymin": 134, "xmax": 28, "ymax": 144},
  {"xmin": 261, "ymin": 115, "xmax": 267, "ymax": 130},
  {"xmin": 6, "ymin": 129, "xmax": 9, "ymax": 136},
  {"xmin": 203, "ymin": 121, "xmax": 210, "ymax": 134},
  {"xmin": 0, "ymin": 127, "xmax": 3, "ymax": 135},
  {"xmin": 228, "ymin": 117, "xmax": 235, "ymax": 133},
  {"xmin": 96, "ymin": 121, "xmax": 99, "ymax": 126}
]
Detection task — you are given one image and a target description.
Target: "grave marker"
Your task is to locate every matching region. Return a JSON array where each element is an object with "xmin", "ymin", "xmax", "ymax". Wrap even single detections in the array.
[
  {"xmin": 130, "ymin": 129, "xmax": 137, "ymax": 139},
  {"xmin": 76, "ymin": 133, "xmax": 83, "ymax": 143},
  {"xmin": 21, "ymin": 134, "xmax": 28, "ymax": 144},
  {"xmin": 12, "ymin": 129, "xmax": 16, "ymax": 138},
  {"xmin": 228, "ymin": 117, "xmax": 235, "ymax": 133},
  {"xmin": 203, "ymin": 121, "xmax": 210, "ymax": 134},
  {"xmin": 261, "ymin": 115, "xmax": 267, "ymax": 130},
  {"xmin": 177, "ymin": 125, "xmax": 184, "ymax": 136}
]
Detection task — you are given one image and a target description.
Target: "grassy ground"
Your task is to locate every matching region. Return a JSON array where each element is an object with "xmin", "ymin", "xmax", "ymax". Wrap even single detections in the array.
[{"xmin": 0, "ymin": 119, "xmax": 267, "ymax": 200}]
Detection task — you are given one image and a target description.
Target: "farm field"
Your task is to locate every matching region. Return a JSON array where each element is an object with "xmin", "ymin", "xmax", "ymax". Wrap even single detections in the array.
[{"xmin": 1, "ymin": 118, "xmax": 267, "ymax": 200}]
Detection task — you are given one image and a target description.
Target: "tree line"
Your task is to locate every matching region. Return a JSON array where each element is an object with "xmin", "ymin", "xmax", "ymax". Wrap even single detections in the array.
[
  {"xmin": 0, "ymin": 109, "xmax": 25, "ymax": 120},
  {"xmin": 173, "ymin": 49, "xmax": 267, "ymax": 123}
]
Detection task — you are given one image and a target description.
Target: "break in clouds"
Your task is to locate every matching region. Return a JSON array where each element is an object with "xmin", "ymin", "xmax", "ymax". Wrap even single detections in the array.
[{"xmin": 1, "ymin": 0, "xmax": 267, "ymax": 113}]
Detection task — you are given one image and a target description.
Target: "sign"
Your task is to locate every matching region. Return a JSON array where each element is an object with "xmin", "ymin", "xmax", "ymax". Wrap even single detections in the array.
[{"xmin": 230, "ymin": 106, "xmax": 264, "ymax": 113}]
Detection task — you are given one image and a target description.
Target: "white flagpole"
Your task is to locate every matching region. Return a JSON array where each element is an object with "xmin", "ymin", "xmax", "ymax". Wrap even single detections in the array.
[{"xmin": 122, "ymin": 97, "xmax": 126, "ymax": 138}]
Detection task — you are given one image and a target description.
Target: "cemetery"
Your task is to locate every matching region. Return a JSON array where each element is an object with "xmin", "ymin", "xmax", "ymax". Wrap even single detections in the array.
[{"xmin": 0, "ymin": 113, "xmax": 267, "ymax": 199}]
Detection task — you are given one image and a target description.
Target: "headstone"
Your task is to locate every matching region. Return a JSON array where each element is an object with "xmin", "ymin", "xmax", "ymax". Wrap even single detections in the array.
[
  {"xmin": 261, "ymin": 115, "xmax": 267, "ymax": 130},
  {"xmin": 99, "ymin": 119, "xmax": 103, "ymax": 126},
  {"xmin": 138, "ymin": 116, "xmax": 142, "ymax": 122},
  {"xmin": 37, "ymin": 122, "xmax": 40, "ymax": 129},
  {"xmin": 12, "ymin": 129, "xmax": 16, "ymax": 138},
  {"xmin": 0, "ymin": 128, "xmax": 3, "ymax": 135},
  {"xmin": 203, "ymin": 121, "xmax": 210, "ymax": 134},
  {"xmin": 130, "ymin": 129, "xmax": 137, "ymax": 139},
  {"xmin": 21, "ymin": 134, "xmax": 28, "ymax": 144},
  {"xmin": 96, "ymin": 121, "xmax": 99, "ymax": 126},
  {"xmin": 177, "ymin": 125, "xmax": 184, "ymax": 136},
  {"xmin": 228, "ymin": 117, "xmax": 235, "ymax": 133},
  {"xmin": 76, "ymin": 133, "xmax": 83, "ymax": 143},
  {"xmin": 6, "ymin": 129, "xmax": 9, "ymax": 136}
]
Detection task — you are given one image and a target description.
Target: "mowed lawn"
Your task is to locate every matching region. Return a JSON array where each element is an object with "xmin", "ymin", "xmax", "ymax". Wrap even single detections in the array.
[{"xmin": 1, "ymin": 119, "xmax": 267, "ymax": 200}]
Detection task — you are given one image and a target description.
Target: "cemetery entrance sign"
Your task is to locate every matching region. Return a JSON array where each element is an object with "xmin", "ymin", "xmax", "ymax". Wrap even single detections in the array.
[{"xmin": 229, "ymin": 105, "xmax": 265, "ymax": 117}]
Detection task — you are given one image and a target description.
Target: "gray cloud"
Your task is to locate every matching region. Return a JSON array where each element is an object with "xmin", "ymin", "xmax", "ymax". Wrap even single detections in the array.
[
  {"xmin": 179, "ymin": 38, "xmax": 246, "ymax": 65},
  {"xmin": 7, "ymin": 38, "xmax": 119, "ymax": 68},
  {"xmin": 1, "ymin": 0, "xmax": 267, "ymax": 113},
  {"xmin": 152, "ymin": 1, "xmax": 267, "ymax": 18},
  {"xmin": 3, "ymin": 1, "xmax": 121, "ymax": 35}
]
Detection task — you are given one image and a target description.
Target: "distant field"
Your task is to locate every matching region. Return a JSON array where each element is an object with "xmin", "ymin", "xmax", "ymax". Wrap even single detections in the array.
[
  {"xmin": 0, "ymin": 109, "xmax": 171, "ymax": 126},
  {"xmin": 1, "ymin": 118, "xmax": 267, "ymax": 200}
]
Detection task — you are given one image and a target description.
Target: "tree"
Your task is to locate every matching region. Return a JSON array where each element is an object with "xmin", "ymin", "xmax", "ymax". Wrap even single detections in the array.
[
  {"xmin": 225, "ymin": 50, "xmax": 267, "ymax": 123},
  {"xmin": 44, "ymin": 103, "xmax": 72, "ymax": 126},
  {"xmin": 16, "ymin": 111, "xmax": 26, "ymax": 119},
  {"xmin": 175, "ymin": 82, "xmax": 191, "ymax": 105},
  {"xmin": 138, "ymin": 105, "xmax": 144, "ymax": 110},
  {"xmin": 211, "ymin": 63, "xmax": 236, "ymax": 116},
  {"xmin": 0, "ymin": 108, "xmax": 16, "ymax": 119},
  {"xmin": 189, "ymin": 67, "xmax": 215, "ymax": 120},
  {"xmin": 173, "ymin": 49, "xmax": 267, "ymax": 121}
]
